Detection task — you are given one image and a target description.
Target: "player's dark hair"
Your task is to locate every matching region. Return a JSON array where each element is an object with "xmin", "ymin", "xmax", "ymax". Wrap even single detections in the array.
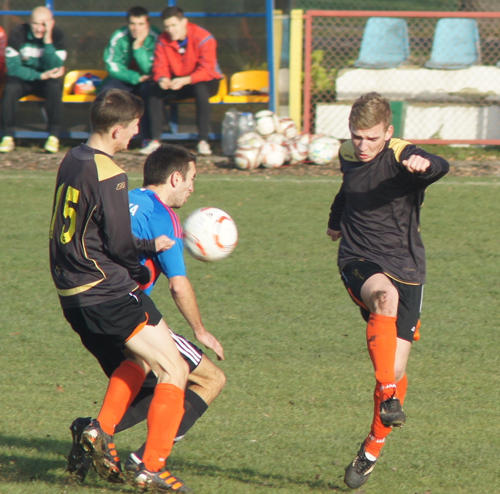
[
  {"xmin": 143, "ymin": 144, "xmax": 196, "ymax": 186},
  {"xmin": 161, "ymin": 6, "xmax": 184, "ymax": 20},
  {"xmin": 349, "ymin": 92, "xmax": 392, "ymax": 131},
  {"xmin": 90, "ymin": 89, "xmax": 144, "ymax": 134},
  {"xmin": 127, "ymin": 6, "xmax": 149, "ymax": 20}
]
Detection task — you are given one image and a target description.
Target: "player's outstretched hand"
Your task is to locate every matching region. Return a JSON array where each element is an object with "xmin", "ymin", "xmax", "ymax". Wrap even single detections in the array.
[
  {"xmin": 155, "ymin": 234, "xmax": 175, "ymax": 252},
  {"xmin": 402, "ymin": 154, "xmax": 431, "ymax": 173},
  {"xmin": 196, "ymin": 330, "xmax": 225, "ymax": 361},
  {"xmin": 327, "ymin": 228, "xmax": 342, "ymax": 241}
]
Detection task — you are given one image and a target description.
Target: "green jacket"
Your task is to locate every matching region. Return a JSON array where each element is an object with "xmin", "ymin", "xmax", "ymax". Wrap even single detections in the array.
[
  {"xmin": 103, "ymin": 25, "xmax": 160, "ymax": 85},
  {"xmin": 5, "ymin": 23, "xmax": 66, "ymax": 81}
]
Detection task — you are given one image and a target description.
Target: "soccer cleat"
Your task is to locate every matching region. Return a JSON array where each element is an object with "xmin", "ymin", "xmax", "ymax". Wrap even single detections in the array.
[
  {"xmin": 124, "ymin": 451, "xmax": 143, "ymax": 478},
  {"xmin": 44, "ymin": 135, "xmax": 60, "ymax": 153},
  {"xmin": 196, "ymin": 139, "xmax": 212, "ymax": 156},
  {"xmin": 380, "ymin": 396, "xmax": 406, "ymax": 427},
  {"xmin": 135, "ymin": 465, "xmax": 191, "ymax": 492},
  {"xmin": 139, "ymin": 139, "xmax": 161, "ymax": 155},
  {"xmin": 67, "ymin": 417, "xmax": 92, "ymax": 482},
  {"xmin": 344, "ymin": 444, "xmax": 377, "ymax": 489},
  {"xmin": 80, "ymin": 419, "xmax": 123, "ymax": 483},
  {"xmin": 0, "ymin": 136, "xmax": 15, "ymax": 153}
]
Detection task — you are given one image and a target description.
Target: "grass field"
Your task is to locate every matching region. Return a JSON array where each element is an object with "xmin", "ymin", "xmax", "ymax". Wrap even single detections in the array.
[{"xmin": 0, "ymin": 169, "xmax": 498, "ymax": 494}]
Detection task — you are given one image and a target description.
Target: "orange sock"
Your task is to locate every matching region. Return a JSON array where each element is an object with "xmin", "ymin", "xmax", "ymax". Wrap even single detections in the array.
[
  {"xmin": 365, "ymin": 374, "xmax": 408, "ymax": 458},
  {"xmin": 143, "ymin": 383, "xmax": 185, "ymax": 472},
  {"xmin": 366, "ymin": 313, "xmax": 397, "ymax": 400},
  {"xmin": 396, "ymin": 373, "xmax": 408, "ymax": 405},
  {"xmin": 97, "ymin": 360, "xmax": 146, "ymax": 435}
]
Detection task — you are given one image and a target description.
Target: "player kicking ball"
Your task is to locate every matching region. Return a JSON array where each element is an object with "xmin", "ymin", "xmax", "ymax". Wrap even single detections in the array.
[{"xmin": 326, "ymin": 92, "xmax": 449, "ymax": 489}]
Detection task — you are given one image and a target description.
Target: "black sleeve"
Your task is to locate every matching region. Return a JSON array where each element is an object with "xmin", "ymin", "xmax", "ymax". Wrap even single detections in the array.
[
  {"xmin": 133, "ymin": 236, "xmax": 156, "ymax": 255},
  {"xmin": 328, "ymin": 184, "xmax": 345, "ymax": 230},
  {"xmin": 399, "ymin": 144, "xmax": 450, "ymax": 186}
]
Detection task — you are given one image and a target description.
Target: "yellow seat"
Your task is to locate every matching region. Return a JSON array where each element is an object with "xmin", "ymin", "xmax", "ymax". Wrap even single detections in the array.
[
  {"xmin": 62, "ymin": 69, "xmax": 108, "ymax": 102},
  {"xmin": 223, "ymin": 70, "xmax": 269, "ymax": 103}
]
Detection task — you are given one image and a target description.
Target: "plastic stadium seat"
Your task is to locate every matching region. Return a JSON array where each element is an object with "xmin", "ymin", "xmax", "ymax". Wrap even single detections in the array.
[
  {"xmin": 425, "ymin": 18, "xmax": 480, "ymax": 69},
  {"xmin": 223, "ymin": 70, "xmax": 269, "ymax": 103},
  {"xmin": 354, "ymin": 17, "xmax": 409, "ymax": 69},
  {"xmin": 62, "ymin": 69, "xmax": 108, "ymax": 102}
]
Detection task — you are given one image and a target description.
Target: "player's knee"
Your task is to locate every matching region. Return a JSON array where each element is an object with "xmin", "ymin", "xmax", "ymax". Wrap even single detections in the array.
[
  {"xmin": 211, "ymin": 365, "xmax": 226, "ymax": 394},
  {"xmin": 371, "ymin": 287, "xmax": 398, "ymax": 315},
  {"xmin": 155, "ymin": 358, "xmax": 189, "ymax": 386}
]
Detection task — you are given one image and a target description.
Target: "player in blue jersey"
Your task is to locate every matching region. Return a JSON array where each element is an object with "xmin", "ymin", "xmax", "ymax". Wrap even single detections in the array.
[{"xmin": 67, "ymin": 144, "xmax": 226, "ymax": 484}]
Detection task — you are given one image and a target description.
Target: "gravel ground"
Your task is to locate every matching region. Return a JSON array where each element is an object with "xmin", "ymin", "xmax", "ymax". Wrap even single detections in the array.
[{"xmin": 1, "ymin": 142, "xmax": 499, "ymax": 177}]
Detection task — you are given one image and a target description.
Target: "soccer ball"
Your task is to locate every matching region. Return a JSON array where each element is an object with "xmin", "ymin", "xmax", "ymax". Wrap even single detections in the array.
[
  {"xmin": 277, "ymin": 117, "xmax": 298, "ymax": 139},
  {"xmin": 288, "ymin": 133, "xmax": 311, "ymax": 164},
  {"xmin": 255, "ymin": 110, "xmax": 278, "ymax": 136},
  {"xmin": 183, "ymin": 207, "xmax": 238, "ymax": 261},
  {"xmin": 308, "ymin": 135, "xmax": 341, "ymax": 165},
  {"xmin": 234, "ymin": 146, "xmax": 261, "ymax": 170},
  {"xmin": 237, "ymin": 131, "xmax": 264, "ymax": 150},
  {"xmin": 260, "ymin": 141, "xmax": 286, "ymax": 168}
]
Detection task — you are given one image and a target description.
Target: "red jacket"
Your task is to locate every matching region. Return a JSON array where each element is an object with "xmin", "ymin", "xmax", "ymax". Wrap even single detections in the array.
[{"xmin": 152, "ymin": 22, "xmax": 222, "ymax": 84}]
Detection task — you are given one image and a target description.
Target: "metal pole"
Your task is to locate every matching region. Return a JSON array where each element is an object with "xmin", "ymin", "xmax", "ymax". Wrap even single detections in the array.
[{"xmin": 265, "ymin": 0, "xmax": 276, "ymax": 112}]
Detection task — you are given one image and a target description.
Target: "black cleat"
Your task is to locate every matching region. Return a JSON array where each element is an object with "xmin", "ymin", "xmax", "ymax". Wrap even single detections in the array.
[
  {"xmin": 81, "ymin": 419, "xmax": 123, "ymax": 483},
  {"xmin": 67, "ymin": 417, "xmax": 92, "ymax": 482},
  {"xmin": 380, "ymin": 396, "xmax": 406, "ymax": 427},
  {"xmin": 344, "ymin": 444, "xmax": 377, "ymax": 489}
]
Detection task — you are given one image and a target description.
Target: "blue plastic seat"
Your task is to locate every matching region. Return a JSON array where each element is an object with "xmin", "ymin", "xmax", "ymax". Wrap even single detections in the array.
[
  {"xmin": 354, "ymin": 17, "xmax": 409, "ymax": 69},
  {"xmin": 425, "ymin": 18, "xmax": 480, "ymax": 69}
]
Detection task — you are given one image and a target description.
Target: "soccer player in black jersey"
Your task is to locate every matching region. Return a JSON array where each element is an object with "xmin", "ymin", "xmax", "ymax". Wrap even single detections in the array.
[
  {"xmin": 49, "ymin": 89, "xmax": 190, "ymax": 492},
  {"xmin": 327, "ymin": 92, "xmax": 449, "ymax": 489}
]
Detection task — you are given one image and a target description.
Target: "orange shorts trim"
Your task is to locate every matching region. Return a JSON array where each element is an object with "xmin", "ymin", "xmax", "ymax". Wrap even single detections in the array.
[{"xmin": 125, "ymin": 312, "xmax": 149, "ymax": 343}]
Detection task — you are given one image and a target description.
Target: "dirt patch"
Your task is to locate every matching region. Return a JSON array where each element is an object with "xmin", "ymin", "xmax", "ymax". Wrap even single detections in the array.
[{"xmin": 1, "ymin": 143, "xmax": 499, "ymax": 177}]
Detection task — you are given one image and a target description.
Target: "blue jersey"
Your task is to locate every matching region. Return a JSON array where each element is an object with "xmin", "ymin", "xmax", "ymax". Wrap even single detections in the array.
[{"xmin": 129, "ymin": 188, "xmax": 186, "ymax": 294}]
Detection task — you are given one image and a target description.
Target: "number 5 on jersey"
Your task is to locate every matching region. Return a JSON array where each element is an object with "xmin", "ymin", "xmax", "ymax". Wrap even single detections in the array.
[{"xmin": 49, "ymin": 184, "xmax": 80, "ymax": 244}]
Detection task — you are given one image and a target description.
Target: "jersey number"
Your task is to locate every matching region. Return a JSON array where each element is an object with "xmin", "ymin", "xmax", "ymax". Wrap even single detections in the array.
[{"xmin": 49, "ymin": 184, "xmax": 80, "ymax": 244}]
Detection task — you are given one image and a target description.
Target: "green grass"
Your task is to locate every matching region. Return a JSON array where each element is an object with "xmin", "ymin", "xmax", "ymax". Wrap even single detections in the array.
[{"xmin": 0, "ymin": 170, "xmax": 498, "ymax": 493}]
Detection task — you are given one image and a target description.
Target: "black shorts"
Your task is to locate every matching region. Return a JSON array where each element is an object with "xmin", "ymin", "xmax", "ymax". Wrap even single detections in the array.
[
  {"xmin": 340, "ymin": 260, "xmax": 423, "ymax": 342},
  {"xmin": 63, "ymin": 290, "xmax": 202, "ymax": 380}
]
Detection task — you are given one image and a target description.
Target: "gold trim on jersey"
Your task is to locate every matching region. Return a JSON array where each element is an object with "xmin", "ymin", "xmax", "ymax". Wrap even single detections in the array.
[
  {"xmin": 339, "ymin": 140, "xmax": 357, "ymax": 162},
  {"xmin": 95, "ymin": 154, "xmax": 125, "ymax": 182},
  {"xmin": 384, "ymin": 271, "xmax": 421, "ymax": 286},
  {"xmin": 57, "ymin": 278, "xmax": 103, "ymax": 296},
  {"xmin": 388, "ymin": 138, "xmax": 412, "ymax": 162}
]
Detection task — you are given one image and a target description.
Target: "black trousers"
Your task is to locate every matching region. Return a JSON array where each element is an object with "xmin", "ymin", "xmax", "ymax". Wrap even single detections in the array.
[
  {"xmin": 1, "ymin": 76, "xmax": 63, "ymax": 136},
  {"xmin": 98, "ymin": 78, "xmax": 152, "ymax": 139},
  {"xmin": 146, "ymin": 79, "xmax": 219, "ymax": 141}
]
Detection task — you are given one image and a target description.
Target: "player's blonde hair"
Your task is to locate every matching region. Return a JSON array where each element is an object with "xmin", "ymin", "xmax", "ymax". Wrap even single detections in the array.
[{"xmin": 349, "ymin": 92, "xmax": 392, "ymax": 131}]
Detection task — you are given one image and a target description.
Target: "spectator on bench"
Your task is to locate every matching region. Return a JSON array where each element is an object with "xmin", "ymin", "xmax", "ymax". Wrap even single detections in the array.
[
  {"xmin": 101, "ymin": 6, "xmax": 160, "ymax": 142},
  {"xmin": 0, "ymin": 6, "xmax": 66, "ymax": 153},
  {"xmin": 140, "ymin": 6, "xmax": 223, "ymax": 156}
]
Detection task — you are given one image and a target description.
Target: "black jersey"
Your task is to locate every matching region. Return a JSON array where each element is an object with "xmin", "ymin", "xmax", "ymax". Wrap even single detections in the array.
[
  {"xmin": 328, "ymin": 138, "xmax": 449, "ymax": 284},
  {"xmin": 49, "ymin": 144, "xmax": 149, "ymax": 308}
]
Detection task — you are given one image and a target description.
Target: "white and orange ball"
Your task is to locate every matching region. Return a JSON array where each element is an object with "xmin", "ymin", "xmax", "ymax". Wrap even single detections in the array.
[
  {"xmin": 260, "ymin": 141, "xmax": 286, "ymax": 168},
  {"xmin": 278, "ymin": 117, "xmax": 298, "ymax": 139},
  {"xmin": 234, "ymin": 146, "xmax": 261, "ymax": 170},
  {"xmin": 255, "ymin": 110, "xmax": 278, "ymax": 136},
  {"xmin": 308, "ymin": 135, "xmax": 341, "ymax": 165},
  {"xmin": 288, "ymin": 133, "xmax": 311, "ymax": 164},
  {"xmin": 183, "ymin": 207, "xmax": 238, "ymax": 262},
  {"xmin": 237, "ymin": 131, "xmax": 264, "ymax": 150}
]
